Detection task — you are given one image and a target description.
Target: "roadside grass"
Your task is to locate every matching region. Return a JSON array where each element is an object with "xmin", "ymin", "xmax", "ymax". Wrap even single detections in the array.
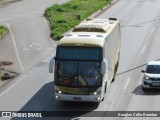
[
  {"xmin": 0, "ymin": 67, "xmax": 3, "ymax": 80},
  {"xmin": 0, "ymin": 68, "xmax": 3, "ymax": 80},
  {"xmin": 0, "ymin": 25, "xmax": 8, "ymax": 40},
  {"xmin": 44, "ymin": 0, "xmax": 112, "ymax": 40}
]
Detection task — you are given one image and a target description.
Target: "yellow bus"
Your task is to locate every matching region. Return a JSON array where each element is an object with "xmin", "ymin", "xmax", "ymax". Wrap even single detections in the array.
[{"xmin": 49, "ymin": 18, "xmax": 121, "ymax": 102}]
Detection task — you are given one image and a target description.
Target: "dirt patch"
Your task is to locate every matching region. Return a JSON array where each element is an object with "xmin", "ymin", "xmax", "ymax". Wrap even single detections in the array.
[
  {"xmin": 1, "ymin": 70, "xmax": 19, "ymax": 80},
  {"xmin": 0, "ymin": 61, "xmax": 19, "ymax": 89},
  {"xmin": 0, "ymin": 61, "xmax": 13, "ymax": 66},
  {"xmin": 0, "ymin": 25, "xmax": 21, "ymax": 89}
]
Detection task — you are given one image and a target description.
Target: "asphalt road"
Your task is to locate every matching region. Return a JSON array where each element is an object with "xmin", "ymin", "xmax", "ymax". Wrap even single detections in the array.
[
  {"xmin": 1, "ymin": 0, "xmax": 160, "ymax": 120},
  {"xmin": 0, "ymin": 0, "xmax": 67, "ymax": 73}
]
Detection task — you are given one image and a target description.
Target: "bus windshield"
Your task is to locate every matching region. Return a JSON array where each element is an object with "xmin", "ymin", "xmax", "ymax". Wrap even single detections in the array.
[
  {"xmin": 55, "ymin": 61, "xmax": 101, "ymax": 87},
  {"xmin": 54, "ymin": 47, "xmax": 102, "ymax": 87}
]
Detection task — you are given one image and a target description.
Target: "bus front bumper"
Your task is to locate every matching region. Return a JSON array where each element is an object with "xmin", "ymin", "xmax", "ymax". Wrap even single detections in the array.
[{"xmin": 55, "ymin": 93, "xmax": 102, "ymax": 102}]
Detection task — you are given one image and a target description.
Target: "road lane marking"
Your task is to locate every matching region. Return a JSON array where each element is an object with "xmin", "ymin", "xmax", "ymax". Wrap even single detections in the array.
[
  {"xmin": 151, "ymin": 27, "xmax": 155, "ymax": 33},
  {"xmin": 6, "ymin": 23, "xmax": 24, "ymax": 72},
  {"xmin": 135, "ymin": 8, "xmax": 138, "ymax": 12},
  {"xmin": 0, "ymin": 75, "xmax": 26, "ymax": 97},
  {"xmin": 124, "ymin": 17, "xmax": 129, "ymax": 22},
  {"xmin": 29, "ymin": 43, "xmax": 43, "ymax": 48},
  {"xmin": 123, "ymin": 77, "xmax": 130, "ymax": 90},
  {"xmin": 140, "ymin": 46, "xmax": 146, "ymax": 54}
]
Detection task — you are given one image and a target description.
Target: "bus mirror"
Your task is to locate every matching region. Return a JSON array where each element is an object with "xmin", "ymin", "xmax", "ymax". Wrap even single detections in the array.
[
  {"xmin": 49, "ymin": 57, "xmax": 54, "ymax": 73},
  {"xmin": 141, "ymin": 70, "xmax": 145, "ymax": 73},
  {"xmin": 101, "ymin": 59, "xmax": 107, "ymax": 74}
]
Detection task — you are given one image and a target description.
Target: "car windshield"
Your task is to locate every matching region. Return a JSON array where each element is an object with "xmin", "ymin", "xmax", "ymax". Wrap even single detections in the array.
[
  {"xmin": 55, "ymin": 61, "xmax": 101, "ymax": 87},
  {"xmin": 146, "ymin": 65, "xmax": 160, "ymax": 74}
]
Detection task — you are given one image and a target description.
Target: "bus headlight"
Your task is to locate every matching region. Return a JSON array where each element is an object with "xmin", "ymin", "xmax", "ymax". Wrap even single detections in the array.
[
  {"xmin": 90, "ymin": 91, "xmax": 101, "ymax": 95},
  {"xmin": 56, "ymin": 90, "xmax": 62, "ymax": 94},
  {"xmin": 55, "ymin": 95, "xmax": 61, "ymax": 99},
  {"xmin": 58, "ymin": 91, "xmax": 62, "ymax": 94},
  {"xmin": 95, "ymin": 97, "xmax": 101, "ymax": 101}
]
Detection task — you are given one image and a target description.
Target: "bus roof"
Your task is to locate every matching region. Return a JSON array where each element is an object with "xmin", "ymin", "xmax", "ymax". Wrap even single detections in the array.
[{"xmin": 58, "ymin": 18, "xmax": 119, "ymax": 47}]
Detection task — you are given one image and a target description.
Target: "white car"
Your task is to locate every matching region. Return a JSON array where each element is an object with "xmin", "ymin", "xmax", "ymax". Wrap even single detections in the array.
[{"xmin": 141, "ymin": 61, "xmax": 160, "ymax": 91}]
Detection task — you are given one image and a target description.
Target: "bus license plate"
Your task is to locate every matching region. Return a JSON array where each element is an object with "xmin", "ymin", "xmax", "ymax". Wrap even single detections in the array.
[
  {"xmin": 152, "ymin": 83, "xmax": 160, "ymax": 87},
  {"xmin": 73, "ymin": 97, "xmax": 81, "ymax": 101}
]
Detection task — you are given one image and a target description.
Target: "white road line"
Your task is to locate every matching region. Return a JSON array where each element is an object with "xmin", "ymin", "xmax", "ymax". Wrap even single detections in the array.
[
  {"xmin": 29, "ymin": 43, "xmax": 43, "ymax": 48},
  {"xmin": 0, "ymin": 75, "xmax": 26, "ymax": 97},
  {"xmin": 151, "ymin": 27, "xmax": 155, "ymax": 33},
  {"xmin": 140, "ymin": 46, "xmax": 146, "ymax": 54},
  {"xmin": 124, "ymin": 17, "xmax": 129, "ymax": 22},
  {"xmin": 135, "ymin": 8, "xmax": 138, "ymax": 12},
  {"xmin": 123, "ymin": 78, "xmax": 130, "ymax": 90},
  {"xmin": 6, "ymin": 23, "xmax": 24, "ymax": 72}
]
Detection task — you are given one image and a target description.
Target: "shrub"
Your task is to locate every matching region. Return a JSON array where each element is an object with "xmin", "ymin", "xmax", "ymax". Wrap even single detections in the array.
[
  {"xmin": 44, "ymin": 0, "xmax": 112, "ymax": 40},
  {"xmin": 0, "ymin": 25, "xmax": 8, "ymax": 40}
]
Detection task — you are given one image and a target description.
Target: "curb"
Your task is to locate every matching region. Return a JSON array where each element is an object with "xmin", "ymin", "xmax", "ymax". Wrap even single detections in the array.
[{"xmin": 90, "ymin": 0, "xmax": 120, "ymax": 18}]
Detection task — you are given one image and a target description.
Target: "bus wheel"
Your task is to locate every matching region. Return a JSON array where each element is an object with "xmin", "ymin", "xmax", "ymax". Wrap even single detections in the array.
[
  {"xmin": 105, "ymin": 82, "xmax": 107, "ymax": 93},
  {"xmin": 102, "ymin": 97, "xmax": 104, "ymax": 101},
  {"xmin": 102, "ymin": 83, "xmax": 107, "ymax": 101},
  {"xmin": 112, "ymin": 61, "xmax": 119, "ymax": 83},
  {"xmin": 111, "ymin": 78, "xmax": 115, "ymax": 82},
  {"xmin": 115, "ymin": 61, "xmax": 119, "ymax": 73}
]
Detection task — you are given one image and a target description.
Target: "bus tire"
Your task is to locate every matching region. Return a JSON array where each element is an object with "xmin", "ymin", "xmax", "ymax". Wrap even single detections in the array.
[
  {"xmin": 105, "ymin": 82, "xmax": 107, "ymax": 93},
  {"xmin": 112, "ymin": 60, "xmax": 119, "ymax": 83},
  {"xmin": 102, "ymin": 83, "xmax": 107, "ymax": 101},
  {"xmin": 111, "ymin": 78, "xmax": 115, "ymax": 82},
  {"xmin": 115, "ymin": 52, "xmax": 120, "ymax": 73},
  {"xmin": 115, "ymin": 61, "xmax": 119, "ymax": 74}
]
